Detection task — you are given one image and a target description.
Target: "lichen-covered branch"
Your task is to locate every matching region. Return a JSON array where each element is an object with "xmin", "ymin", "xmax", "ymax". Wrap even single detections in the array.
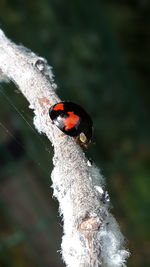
[{"xmin": 0, "ymin": 29, "xmax": 130, "ymax": 267}]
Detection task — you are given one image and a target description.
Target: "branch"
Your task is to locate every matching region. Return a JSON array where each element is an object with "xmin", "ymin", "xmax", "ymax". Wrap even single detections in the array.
[{"xmin": 0, "ymin": 29, "xmax": 130, "ymax": 267}]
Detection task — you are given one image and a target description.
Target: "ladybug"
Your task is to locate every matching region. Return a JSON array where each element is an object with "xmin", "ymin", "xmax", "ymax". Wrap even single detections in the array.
[{"xmin": 49, "ymin": 102, "xmax": 93, "ymax": 147}]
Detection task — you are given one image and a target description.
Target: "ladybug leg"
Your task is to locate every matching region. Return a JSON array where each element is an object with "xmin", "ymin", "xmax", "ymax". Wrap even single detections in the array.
[{"xmin": 59, "ymin": 133, "xmax": 66, "ymax": 137}]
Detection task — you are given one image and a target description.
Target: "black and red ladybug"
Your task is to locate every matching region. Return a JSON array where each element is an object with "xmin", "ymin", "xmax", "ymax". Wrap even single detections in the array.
[{"xmin": 49, "ymin": 102, "xmax": 93, "ymax": 147}]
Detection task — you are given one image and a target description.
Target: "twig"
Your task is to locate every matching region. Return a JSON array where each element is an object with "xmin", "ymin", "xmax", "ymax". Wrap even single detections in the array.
[{"xmin": 0, "ymin": 29, "xmax": 130, "ymax": 267}]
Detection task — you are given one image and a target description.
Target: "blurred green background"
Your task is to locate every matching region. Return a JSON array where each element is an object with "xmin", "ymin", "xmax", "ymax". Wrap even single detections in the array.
[{"xmin": 0, "ymin": 0, "xmax": 150, "ymax": 266}]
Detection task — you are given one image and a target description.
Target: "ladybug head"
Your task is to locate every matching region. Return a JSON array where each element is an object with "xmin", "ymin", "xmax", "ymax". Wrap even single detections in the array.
[
  {"xmin": 76, "ymin": 129, "xmax": 92, "ymax": 148},
  {"xmin": 79, "ymin": 132, "xmax": 87, "ymax": 144}
]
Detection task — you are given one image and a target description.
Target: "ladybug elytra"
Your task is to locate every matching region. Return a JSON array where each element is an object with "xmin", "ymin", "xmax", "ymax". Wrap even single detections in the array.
[{"xmin": 49, "ymin": 102, "xmax": 93, "ymax": 147}]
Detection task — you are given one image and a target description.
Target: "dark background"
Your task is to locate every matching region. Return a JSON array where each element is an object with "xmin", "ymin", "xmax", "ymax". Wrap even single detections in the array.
[{"xmin": 0, "ymin": 1, "xmax": 150, "ymax": 266}]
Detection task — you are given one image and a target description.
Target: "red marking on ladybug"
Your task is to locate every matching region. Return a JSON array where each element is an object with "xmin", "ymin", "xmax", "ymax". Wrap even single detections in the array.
[
  {"xmin": 53, "ymin": 103, "xmax": 64, "ymax": 111},
  {"xmin": 49, "ymin": 102, "xmax": 93, "ymax": 147},
  {"xmin": 64, "ymin": 111, "xmax": 80, "ymax": 130}
]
